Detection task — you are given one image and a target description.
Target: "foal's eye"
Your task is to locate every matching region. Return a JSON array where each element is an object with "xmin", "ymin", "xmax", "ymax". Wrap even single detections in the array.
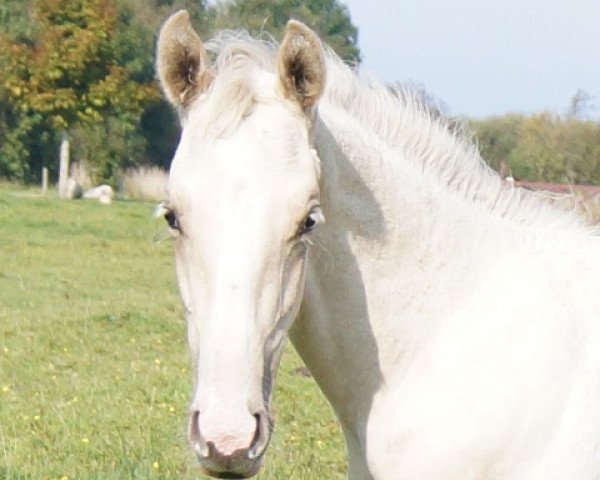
[
  {"xmin": 164, "ymin": 210, "xmax": 180, "ymax": 231},
  {"xmin": 299, "ymin": 207, "xmax": 324, "ymax": 236}
]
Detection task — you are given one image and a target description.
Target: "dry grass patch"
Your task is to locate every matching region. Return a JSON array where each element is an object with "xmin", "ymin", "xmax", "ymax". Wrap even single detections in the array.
[{"xmin": 122, "ymin": 167, "xmax": 168, "ymax": 201}]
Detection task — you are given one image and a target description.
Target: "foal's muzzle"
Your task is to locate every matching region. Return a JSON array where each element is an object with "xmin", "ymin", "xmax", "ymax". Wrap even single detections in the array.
[{"xmin": 189, "ymin": 410, "xmax": 271, "ymax": 478}]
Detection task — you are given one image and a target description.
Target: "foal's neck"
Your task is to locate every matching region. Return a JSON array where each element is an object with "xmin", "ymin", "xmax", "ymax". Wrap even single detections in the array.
[
  {"xmin": 314, "ymin": 103, "xmax": 491, "ymax": 281},
  {"xmin": 292, "ymin": 106, "xmax": 494, "ymax": 453}
]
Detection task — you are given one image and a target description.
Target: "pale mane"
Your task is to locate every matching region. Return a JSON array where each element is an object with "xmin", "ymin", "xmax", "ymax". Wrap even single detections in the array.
[
  {"xmin": 200, "ymin": 31, "xmax": 593, "ymax": 232},
  {"xmin": 321, "ymin": 54, "xmax": 592, "ymax": 232}
]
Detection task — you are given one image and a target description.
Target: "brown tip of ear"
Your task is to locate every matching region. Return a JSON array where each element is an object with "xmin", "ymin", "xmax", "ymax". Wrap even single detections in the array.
[
  {"xmin": 156, "ymin": 10, "xmax": 211, "ymax": 108},
  {"xmin": 279, "ymin": 20, "xmax": 325, "ymax": 109}
]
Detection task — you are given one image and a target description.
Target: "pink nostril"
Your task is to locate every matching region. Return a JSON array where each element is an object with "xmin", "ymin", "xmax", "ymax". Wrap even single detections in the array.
[{"xmin": 189, "ymin": 410, "xmax": 270, "ymax": 460}]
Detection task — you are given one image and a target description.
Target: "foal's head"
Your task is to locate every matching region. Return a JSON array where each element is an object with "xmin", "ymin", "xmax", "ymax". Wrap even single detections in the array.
[{"xmin": 157, "ymin": 11, "xmax": 325, "ymax": 478}]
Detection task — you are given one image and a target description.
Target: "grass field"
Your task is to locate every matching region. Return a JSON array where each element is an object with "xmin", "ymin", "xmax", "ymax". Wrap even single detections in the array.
[{"xmin": 0, "ymin": 187, "xmax": 346, "ymax": 479}]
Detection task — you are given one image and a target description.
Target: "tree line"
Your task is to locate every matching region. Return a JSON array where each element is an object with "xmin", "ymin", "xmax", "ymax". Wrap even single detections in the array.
[
  {"xmin": 0, "ymin": 0, "xmax": 359, "ymax": 184},
  {"xmin": 469, "ymin": 97, "xmax": 600, "ymax": 185},
  {"xmin": 1, "ymin": 0, "xmax": 598, "ymax": 186}
]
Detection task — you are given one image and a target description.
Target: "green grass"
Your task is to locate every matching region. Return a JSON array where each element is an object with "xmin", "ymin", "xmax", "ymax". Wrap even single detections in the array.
[{"xmin": 0, "ymin": 190, "xmax": 345, "ymax": 479}]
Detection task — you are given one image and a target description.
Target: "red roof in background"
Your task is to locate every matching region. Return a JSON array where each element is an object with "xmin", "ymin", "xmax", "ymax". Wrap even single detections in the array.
[{"xmin": 515, "ymin": 181, "xmax": 600, "ymax": 197}]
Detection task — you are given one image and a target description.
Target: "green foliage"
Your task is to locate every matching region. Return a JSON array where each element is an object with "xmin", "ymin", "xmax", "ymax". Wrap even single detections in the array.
[
  {"xmin": 470, "ymin": 112, "xmax": 600, "ymax": 185},
  {"xmin": 0, "ymin": 190, "xmax": 345, "ymax": 478},
  {"xmin": 0, "ymin": 0, "xmax": 36, "ymax": 42},
  {"xmin": 0, "ymin": 0, "xmax": 161, "ymax": 183},
  {"xmin": 4, "ymin": 0, "xmax": 598, "ymax": 188},
  {"xmin": 71, "ymin": 116, "xmax": 145, "ymax": 184},
  {"xmin": 114, "ymin": 0, "xmax": 209, "ymax": 83},
  {"xmin": 469, "ymin": 114, "xmax": 521, "ymax": 173},
  {"xmin": 0, "ymin": 0, "xmax": 359, "ymax": 185},
  {"xmin": 209, "ymin": 0, "xmax": 361, "ymax": 63}
]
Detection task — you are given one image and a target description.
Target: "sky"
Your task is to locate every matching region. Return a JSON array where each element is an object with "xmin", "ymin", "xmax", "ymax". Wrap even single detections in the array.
[{"xmin": 340, "ymin": 0, "xmax": 600, "ymax": 118}]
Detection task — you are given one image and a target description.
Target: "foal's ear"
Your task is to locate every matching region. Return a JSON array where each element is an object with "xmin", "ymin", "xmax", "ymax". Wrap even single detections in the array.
[
  {"xmin": 156, "ymin": 10, "xmax": 212, "ymax": 109},
  {"xmin": 278, "ymin": 20, "xmax": 326, "ymax": 110}
]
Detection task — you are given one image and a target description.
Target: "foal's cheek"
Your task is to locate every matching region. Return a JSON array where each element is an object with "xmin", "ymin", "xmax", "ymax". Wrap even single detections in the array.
[
  {"xmin": 280, "ymin": 253, "xmax": 308, "ymax": 317},
  {"xmin": 174, "ymin": 243, "xmax": 193, "ymax": 312},
  {"xmin": 187, "ymin": 319, "xmax": 200, "ymax": 376}
]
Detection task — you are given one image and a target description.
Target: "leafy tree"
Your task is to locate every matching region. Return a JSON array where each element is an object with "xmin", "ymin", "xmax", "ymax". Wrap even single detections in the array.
[
  {"xmin": 470, "ymin": 112, "xmax": 600, "ymax": 185},
  {"xmin": 208, "ymin": 0, "xmax": 361, "ymax": 63},
  {"xmin": 516, "ymin": 113, "xmax": 565, "ymax": 182},
  {"xmin": 0, "ymin": 0, "xmax": 160, "ymax": 183},
  {"xmin": 113, "ymin": 0, "xmax": 208, "ymax": 170},
  {"xmin": 566, "ymin": 89, "xmax": 596, "ymax": 120},
  {"xmin": 0, "ymin": 0, "xmax": 36, "ymax": 42},
  {"xmin": 0, "ymin": 0, "xmax": 359, "ymax": 183},
  {"xmin": 470, "ymin": 115, "xmax": 524, "ymax": 173}
]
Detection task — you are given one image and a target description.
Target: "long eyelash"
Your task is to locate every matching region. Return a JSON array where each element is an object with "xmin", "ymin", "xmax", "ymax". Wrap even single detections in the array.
[
  {"xmin": 154, "ymin": 202, "xmax": 169, "ymax": 219},
  {"xmin": 152, "ymin": 202, "xmax": 171, "ymax": 245},
  {"xmin": 153, "ymin": 202, "xmax": 178, "ymax": 243}
]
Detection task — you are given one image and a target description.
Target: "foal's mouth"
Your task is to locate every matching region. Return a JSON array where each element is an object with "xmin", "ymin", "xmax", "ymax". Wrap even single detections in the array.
[
  {"xmin": 197, "ymin": 447, "xmax": 263, "ymax": 479},
  {"xmin": 191, "ymin": 410, "xmax": 271, "ymax": 478},
  {"xmin": 200, "ymin": 464, "xmax": 261, "ymax": 479}
]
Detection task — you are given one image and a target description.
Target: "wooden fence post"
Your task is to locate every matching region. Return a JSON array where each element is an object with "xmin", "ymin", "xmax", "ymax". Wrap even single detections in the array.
[
  {"xmin": 41, "ymin": 167, "xmax": 48, "ymax": 196},
  {"xmin": 58, "ymin": 132, "xmax": 70, "ymax": 199}
]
